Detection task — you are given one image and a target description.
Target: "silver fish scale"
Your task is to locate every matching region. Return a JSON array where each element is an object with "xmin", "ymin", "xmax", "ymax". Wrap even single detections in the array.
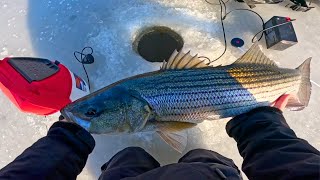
[{"xmin": 123, "ymin": 66, "xmax": 301, "ymax": 123}]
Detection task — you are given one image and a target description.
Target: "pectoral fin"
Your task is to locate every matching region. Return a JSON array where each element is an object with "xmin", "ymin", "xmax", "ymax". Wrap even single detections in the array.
[
  {"xmin": 157, "ymin": 131, "xmax": 187, "ymax": 153},
  {"xmin": 155, "ymin": 122, "xmax": 196, "ymax": 153}
]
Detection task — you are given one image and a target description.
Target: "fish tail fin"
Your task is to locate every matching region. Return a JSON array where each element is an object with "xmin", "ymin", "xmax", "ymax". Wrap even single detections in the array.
[{"xmin": 287, "ymin": 58, "xmax": 312, "ymax": 111}]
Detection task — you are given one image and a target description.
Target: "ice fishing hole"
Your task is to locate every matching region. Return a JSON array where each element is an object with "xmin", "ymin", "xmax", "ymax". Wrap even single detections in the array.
[{"xmin": 133, "ymin": 26, "xmax": 184, "ymax": 62}]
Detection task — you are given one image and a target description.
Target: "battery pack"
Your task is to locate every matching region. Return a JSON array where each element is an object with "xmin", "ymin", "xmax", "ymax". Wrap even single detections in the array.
[{"xmin": 264, "ymin": 16, "xmax": 298, "ymax": 51}]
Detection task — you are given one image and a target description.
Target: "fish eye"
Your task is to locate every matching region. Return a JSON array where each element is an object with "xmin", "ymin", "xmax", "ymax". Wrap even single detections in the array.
[{"xmin": 85, "ymin": 108, "xmax": 97, "ymax": 117}]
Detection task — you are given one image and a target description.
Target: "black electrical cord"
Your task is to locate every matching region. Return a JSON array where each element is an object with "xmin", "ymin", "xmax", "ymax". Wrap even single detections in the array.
[
  {"xmin": 212, "ymin": 0, "xmax": 228, "ymax": 62},
  {"xmin": 74, "ymin": 47, "xmax": 94, "ymax": 91},
  {"xmin": 198, "ymin": 56, "xmax": 212, "ymax": 62},
  {"xmin": 205, "ymin": 0, "xmax": 230, "ymax": 6},
  {"xmin": 204, "ymin": 0, "xmax": 228, "ymax": 63},
  {"xmin": 222, "ymin": 9, "xmax": 265, "ymax": 43}
]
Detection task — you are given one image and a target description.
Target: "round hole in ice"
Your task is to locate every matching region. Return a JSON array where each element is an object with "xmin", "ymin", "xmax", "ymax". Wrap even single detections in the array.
[{"xmin": 133, "ymin": 26, "xmax": 184, "ymax": 62}]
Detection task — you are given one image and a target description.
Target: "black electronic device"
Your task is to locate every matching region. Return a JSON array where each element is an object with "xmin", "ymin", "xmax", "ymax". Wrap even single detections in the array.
[{"xmin": 264, "ymin": 16, "xmax": 298, "ymax": 51}]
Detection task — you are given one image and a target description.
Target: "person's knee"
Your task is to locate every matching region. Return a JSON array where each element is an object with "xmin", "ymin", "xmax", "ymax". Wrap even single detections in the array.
[
  {"xmin": 122, "ymin": 146, "xmax": 145, "ymax": 152},
  {"xmin": 120, "ymin": 146, "xmax": 150, "ymax": 157},
  {"xmin": 179, "ymin": 149, "xmax": 235, "ymax": 166},
  {"xmin": 181, "ymin": 148, "xmax": 212, "ymax": 159},
  {"xmin": 186, "ymin": 148, "xmax": 209, "ymax": 154},
  {"xmin": 101, "ymin": 146, "xmax": 153, "ymax": 171}
]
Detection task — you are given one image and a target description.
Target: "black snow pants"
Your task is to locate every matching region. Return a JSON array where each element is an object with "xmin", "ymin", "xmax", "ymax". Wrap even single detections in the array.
[{"xmin": 100, "ymin": 147, "xmax": 242, "ymax": 179}]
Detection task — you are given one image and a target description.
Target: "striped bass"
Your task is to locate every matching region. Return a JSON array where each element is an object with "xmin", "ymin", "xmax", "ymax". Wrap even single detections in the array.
[{"xmin": 61, "ymin": 43, "xmax": 312, "ymax": 152}]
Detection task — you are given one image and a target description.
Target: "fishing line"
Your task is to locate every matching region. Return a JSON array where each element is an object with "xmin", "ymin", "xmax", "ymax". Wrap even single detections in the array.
[{"xmin": 74, "ymin": 47, "xmax": 94, "ymax": 91}]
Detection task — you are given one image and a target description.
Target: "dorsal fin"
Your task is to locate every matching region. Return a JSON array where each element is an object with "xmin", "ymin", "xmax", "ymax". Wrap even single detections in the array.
[
  {"xmin": 161, "ymin": 49, "xmax": 209, "ymax": 70},
  {"xmin": 233, "ymin": 43, "xmax": 278, "ymax": 67}
]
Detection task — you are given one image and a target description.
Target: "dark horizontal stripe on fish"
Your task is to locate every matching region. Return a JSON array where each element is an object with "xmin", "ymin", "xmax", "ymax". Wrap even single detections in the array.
[
  {"xmin": 156, "ymin": 84, "xmax": 291, "ymax": 111},
  {"xmin": 145, "ymin": 83, "xmax": 294, "ymax": 116},
  {"xmin": 151, "ymin": 70, "xmax": 285, "ymax": 84},
  {"xmin": 161, "ymin": 102, "xmax": 260, "ymax": 117},
  {"xmin": 142, "ymin": 71, "xmax": 299, "ymax": 89},
  {"xmin": 146, "ymin": 89, "xmax": 253, "ymax": 100},
  {"xmin": 152, "ymin": 74, "xmax": 284, "ymax": 86},
  {"xmin": 148, "ymin": 74, "xmax": 259, "ymax": 85},
  {"xmin": 157, "ymin": 67, "xmax": 294, "ymax": 79},
  {"xmin": 160, "ymin": 99, "xmax": 257, "ymax": 112},
  {"xmin": 145, "ymin": 81, "xmax": 296, "ymax": 102},
  {"xmin": 153, "ymin": 94, "xmax": 256, "ymax": 108},
  {"xmin": 238, "ymin": 79, "xmax": 298, "ymax": 92},
  {"xmin": 145, "ymin": 77, "xmax": 298, "ymax": 92},
  {"xmin": 147, "ymin": 93, "xmax": 255, "ymax": 109},
  {"xmin": 161, "ymin": 67, "xmax": 280, "ymax": 77}
]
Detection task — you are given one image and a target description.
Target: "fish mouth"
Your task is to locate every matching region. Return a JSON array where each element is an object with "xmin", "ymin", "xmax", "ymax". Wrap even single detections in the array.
[{"xmin": 61, "ymin": 111, "xmax": 91, "ymax": 131}]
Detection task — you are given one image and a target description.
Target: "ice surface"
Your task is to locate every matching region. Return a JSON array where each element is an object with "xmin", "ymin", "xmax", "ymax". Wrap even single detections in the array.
[{"xmin": 0, "ymin": 0, "xmax": 319, "ymax": 179}]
